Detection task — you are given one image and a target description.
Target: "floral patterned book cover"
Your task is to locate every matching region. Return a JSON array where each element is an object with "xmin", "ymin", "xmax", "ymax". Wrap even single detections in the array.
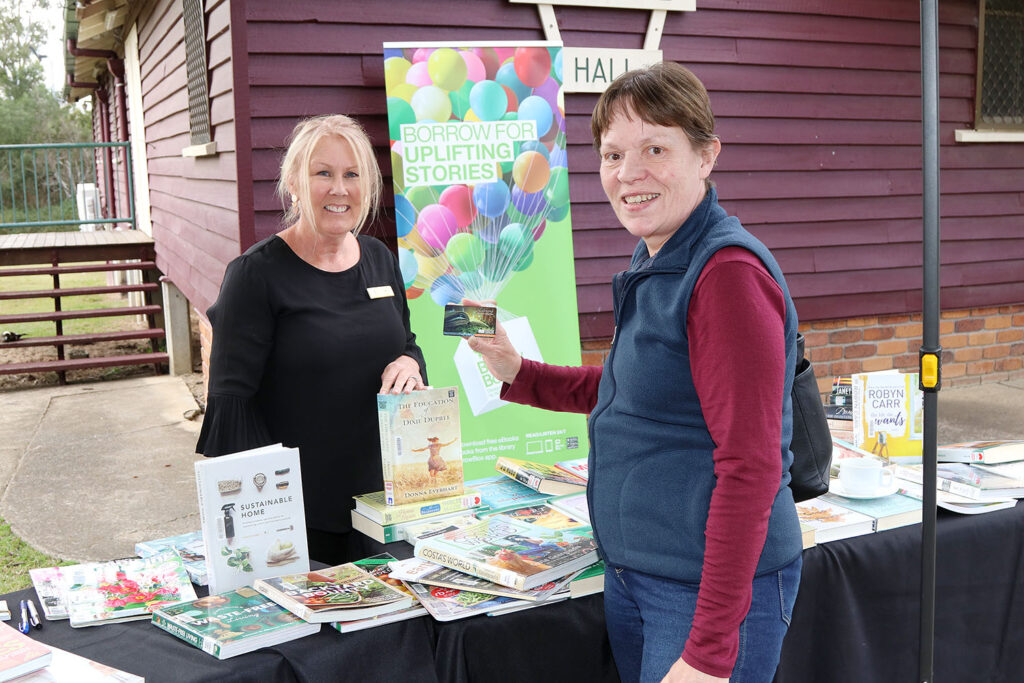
[{"xmin": 61, "ymin": 550, "xmax": 198, "ymax": 628}]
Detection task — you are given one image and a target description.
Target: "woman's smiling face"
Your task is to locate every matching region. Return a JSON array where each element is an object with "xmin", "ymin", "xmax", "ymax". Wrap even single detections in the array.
[
  {"xmin": 303, "ymin": 134, "xmax": 363, "ymax": 237},
  {"xmin": 598, "ymin": 107, "xmax": 720, "ymax": 257}
]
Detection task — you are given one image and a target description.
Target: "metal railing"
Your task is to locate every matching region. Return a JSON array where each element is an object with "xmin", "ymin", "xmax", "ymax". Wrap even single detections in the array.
[{"xmin": 0, "ymin": 141, "xmax": 135, "ymax": 231}]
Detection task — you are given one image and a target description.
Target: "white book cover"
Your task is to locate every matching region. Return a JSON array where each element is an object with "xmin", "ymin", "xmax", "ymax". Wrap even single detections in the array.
[{"xmin": 195, "ymin": 444, "xmax": 309, "ymax": 594}]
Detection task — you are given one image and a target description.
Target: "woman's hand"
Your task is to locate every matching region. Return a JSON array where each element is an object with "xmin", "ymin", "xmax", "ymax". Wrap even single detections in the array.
[
  {"xmin": 661, "ymin": 658, "xmax": 728, "ymax": 683},
  {"xmin": 379, "ymin": 355, "xmax": 425, "ymax": 394},
  {"xmin": 463, "ymin": 299, "xmax": 522, "ymax": 385}
]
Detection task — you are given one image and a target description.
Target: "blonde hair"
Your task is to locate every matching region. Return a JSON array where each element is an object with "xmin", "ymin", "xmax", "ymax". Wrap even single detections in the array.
[{"xmin": 277, "ymin": 114, "xmax": 383, "ymax": 235}]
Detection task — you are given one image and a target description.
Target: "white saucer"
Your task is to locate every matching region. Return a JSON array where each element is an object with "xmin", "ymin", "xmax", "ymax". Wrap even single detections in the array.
[{"xmin": 829, "ymin": 480, "xmax": 900, "ymax": 500}]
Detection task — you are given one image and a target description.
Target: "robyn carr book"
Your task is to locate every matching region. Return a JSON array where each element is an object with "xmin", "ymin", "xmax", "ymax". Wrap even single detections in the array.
[
  {"xmin": 331, "ymin": 554, "xmax": 428, "ymax": 634},
  {"xmin": 150, "ymin": 587, "xmax": 320, "ymax": 660},
  {"xmin": 194, "ymin": 443, "xmax": 309, "ymax": 595},
  {"xmin": 353, "ymin": 489, "xmax": 482, "ymax": 526},
  {"xmin": 494, "ymin": 457, "xmax": 587, "ymax": 496},
  {"xmin": 253, "ymin": 563, "xmax": 413, "ymax": 624},
  {"xmin": 0, "ymin": 621, "xmax": 51, "ymax": 680},
  {"xmin": 852, "ymin": 371, "xmax": 923, "ymax": 463},
  {"xmin": 378, "ymin": 386, "xmax": 464, "ymax": 505},
  {"xmin": 413, "ymin": 515, "xmax": 598, "ymax": 591},
  {"xmin": 794, "ymin": 499, "xmax": 875, "ymax": 544},
  {"xmin": 135, "ymin": 530, "xmax": 208, "ymax": 586}
]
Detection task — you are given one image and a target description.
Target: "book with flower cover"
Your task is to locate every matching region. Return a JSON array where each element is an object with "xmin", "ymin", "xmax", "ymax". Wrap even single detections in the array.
[
  {"xmin": 0, "ymin": 621, "xmax": 51, "ymax": 681},
  {"xmin": 253, "ymin": 563, "xmax": 413, "ymax": 624},
  {"xmin": 413, "ymin": 515, "xmax": 598, "ymax": 590},
  {"xmin": 494, "ymin": 457, "xmax": 586, "ymax": 496},
  {"xmin": 135, "ymin": 530, "xmax": 207, "ymax": 586},
  {"xmin": 401, "ymin": 580, "xmax": 535, "ymax": 622},
  {"xmin": 59, "ymin": 551, "xmax": 198, "ymax": 628},
  {"xmin": 331, "ymin": 554, "xmax": 428, "ymax": 633},
  {"xmin": 378, "ymin": 386, "xmax": 463, "ymax": 505},
  {"xmin": 150, "ymin": 586, "xmax": 320, "ymax": 659},
  {"xmin": 28, "ymin": 567, "xmax": 68, "ymax": 620}
]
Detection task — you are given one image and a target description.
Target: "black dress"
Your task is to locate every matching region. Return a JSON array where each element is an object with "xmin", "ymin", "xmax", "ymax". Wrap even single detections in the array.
[{"xmin": 196, "ymin": 234, "xmax": 426, "ymax": 563}]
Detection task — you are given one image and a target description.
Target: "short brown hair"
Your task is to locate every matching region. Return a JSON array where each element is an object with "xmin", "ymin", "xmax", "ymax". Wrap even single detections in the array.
[{"xmin": 591, "ymin": 61, "xmax": 716, "ymax": 152}]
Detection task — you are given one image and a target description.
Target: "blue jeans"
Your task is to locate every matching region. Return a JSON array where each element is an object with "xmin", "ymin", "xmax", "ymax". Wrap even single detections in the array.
[{"xmin": 603, "ymin": 555, "xmax": 802, "ymax": 683}]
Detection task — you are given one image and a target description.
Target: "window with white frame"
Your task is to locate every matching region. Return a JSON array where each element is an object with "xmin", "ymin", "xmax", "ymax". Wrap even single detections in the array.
[{"xmin": 974, "ymin": 0, "xmax": 1024, "ymax": 130}]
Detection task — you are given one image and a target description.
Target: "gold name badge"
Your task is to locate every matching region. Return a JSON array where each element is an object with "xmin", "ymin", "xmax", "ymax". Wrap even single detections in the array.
[{"xmin": 367, "ymin": 285, "xmax": 395, "ymax": 299}]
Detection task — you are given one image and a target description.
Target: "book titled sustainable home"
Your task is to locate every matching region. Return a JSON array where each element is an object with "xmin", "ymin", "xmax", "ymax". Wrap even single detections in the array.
[
  {"xmin": 194, "ymin": 443, "xmax": 309, "ymax": 595},
  {"xmin": 852, "ymin": 371, "xmax": 923, "ymax": 463},
  {"xmin": 151, "ymin": 586, "xmax": 320, "ymax": 659},
  {"xmin": 378, "ymin": 386, "xmax": 464, "ymax": 505},
  {"xmin": 253, "ymin": 563, "xmax": 413, "ymax": 624},
  {"xmin": 413, "ymin": 515, "xmax": 598, "ymax": 591}
]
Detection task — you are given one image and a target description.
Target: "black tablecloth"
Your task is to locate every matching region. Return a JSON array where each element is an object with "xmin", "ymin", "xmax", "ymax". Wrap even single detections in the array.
[{"xmin": 8, "ymin": 502, "xmax": 1022, "ymax": 683}]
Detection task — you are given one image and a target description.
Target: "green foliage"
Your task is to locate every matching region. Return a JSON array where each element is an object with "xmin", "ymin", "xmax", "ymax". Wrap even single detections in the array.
[
  {"xmin": 0, "ymin": 517, "xmax": 66, "ymax": 594},
  {"xmin": 0, "ymin": 0, "xmax": 49, "ymax": 100},
  {"xmin": 222, "ymin": 546, "xmax": 254, "ymax": 572}
]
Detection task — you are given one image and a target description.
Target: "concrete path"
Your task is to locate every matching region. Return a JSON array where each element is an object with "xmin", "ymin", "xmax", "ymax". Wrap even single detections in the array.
[{"xmin": 0, "ymin": 374, "xmax": 1021, "ymax": 563}]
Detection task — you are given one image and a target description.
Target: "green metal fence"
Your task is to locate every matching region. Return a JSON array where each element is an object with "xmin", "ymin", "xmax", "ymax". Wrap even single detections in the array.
[{"xmin": 0, "ymin": 142, "xmax": 135, "ymax": 231}]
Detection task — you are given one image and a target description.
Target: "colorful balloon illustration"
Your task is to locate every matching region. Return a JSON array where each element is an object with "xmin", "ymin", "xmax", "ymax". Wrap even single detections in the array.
[
  {"xmin": 513, "ymin": 47, "xmax": 552, "ymax": 88},
  {"xmin": 512, "ymin": 150, "xmax": 551, "ymax": 194},
  {"xmin": 417, "ymin": 203, "xmax": 460, "ymax": 250},
  {"xmin": 427, "ymin": 48, "xmax": 468, "ymax": 91}
]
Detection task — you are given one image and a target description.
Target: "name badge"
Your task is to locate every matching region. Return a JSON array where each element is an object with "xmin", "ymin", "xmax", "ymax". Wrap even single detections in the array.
[{"xmin": 367, "ymin": 285, "xmax": 395, "ymax": 299}]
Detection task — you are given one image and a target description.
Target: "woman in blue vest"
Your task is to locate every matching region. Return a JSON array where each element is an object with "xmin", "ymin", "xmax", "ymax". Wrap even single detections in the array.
[{"xmin": 468, "ymin": 62, "xmax": 802, "ymax": 683}]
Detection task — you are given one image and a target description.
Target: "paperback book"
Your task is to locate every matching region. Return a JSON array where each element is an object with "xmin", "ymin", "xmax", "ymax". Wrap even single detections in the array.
[
  {"xmin": 401, "ymin": 512, "xmax": 485, "ymax": 545},
  {"xmin": 402, "ymin": 581, "xmax": 535, "ymax": 622},
  {"xmin": 378, "ymin": 386, "xmax": 463, "ymax": 505},
  {"xmin": 135, "ymin": 530, "xmax": 208, "ymax": 586},
  {"xmin": 799, "ymin": 522, "xmax": 816, "ymax": 549},
  {"xmin": 466, "ymin": 476, "xmax": 550, "ymax": 511},
  {"xmin": 568, "ymin": 560, "xmax": 605, "ymax": 598},
  {"xmin": 479, "ymin": 503, "xmax": 587, "ymax": 530},
  {"xmin": 387, "ymin": 557, "xmax": 574, "ymax": 602},
  {"xmin": 332, "ymin": 554, "xmax": 428, "ymax": 634},
  {"xmin": 852, "ymin": 371, "xmax": 923, "ymax": 463},
  {"xmin": 413, "ymin": 515, "xmax": 598, "ymax": 590},
  {"xmin": 151, "ymin": 586, "xmax": 320, "ymax": 659},
  {"xmin": 60, "ymin": 551, "xmax": 198, "ymax": 628},
  {"xmin": 28, "ymin": 567, "xmax": 67, "ymax": 620},
  {"xmin": 546, "ymin": 492, "xmax": 590, "ymax": 526},
  {"xmin": 353, "ymin": 489, "xmax": 482, "ymax": 526},
  {"xmin": 6, "ymin": 643, "xmax": 143, "ymax": 682},
  {"xmin": 819, "ymin": 490, "xmax": 922, "ymax": 532},
  {"xmin": 554, "ymin": 457, "xmax": 588, "ymax": 481},
  {"xmin": 936, "ymin": 440, "xmax": 1024, "ymax": 465},
  {"xmin": 0, "ymin": 621, "xmax": 51, "ymax": 681},
  {"xmin": 494, "ymin": 457, "xmax": 586, "ymax": 496},
  {"xmin": 253, "ymin": 563, "xmax": 413, "ymax": 624},
  {"xmin": 794, "ymin": 499, "xmax": 874, "ymax": 543},
  {"xmin": 895, "ymin": 479, "xmax": 1018, "ymax": 514},
  {"xmin": 895, "ymin": 463, "xmax": 1024, "ymax": 501},
  {"xmin": 194, "ymin": 443, "xmax": 309, "ymax": 595}
]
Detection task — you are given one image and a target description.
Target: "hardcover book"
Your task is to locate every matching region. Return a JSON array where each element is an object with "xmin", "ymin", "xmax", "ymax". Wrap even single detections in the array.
[
  {"xmin": 819, "ymin": 491, "xmax": 922, "ymax": 532},
  {"xmin": 7, "ymin": 643, "xmax": 143, "ymax": 682},
  {"xmin": 479, "ymin": 503, "xmax": 588, "ymax": 530},
  {"xmin": 135, "ymin": 530, "xmax": 208, "ymax": 586},
  {"xmin": 387, "ymin": 557, "xmax": 574, "ymax": 602},
  {"xmin": 494, "ymin": 457, "xmax": 586, "ymax": 496},
  {"xmin": 378, "ymin": 386, "xmax": 463, "ymax": 505},
  {"xmin": 895, "ymin": 463, "xmax": 1024, "ymax": 501},
  {"xmin": 331, "ymin": 554, "xmax": 428, "ymax": 634},
  {"xmin": 0, "ymin": 621, "xmax": 51, "ymax": 681},
  {"xmin": 466, "ymin": 476, "xmax": 550, "ymax": 511},
  {"xmin": 60, "ymin": 551, "xmax": 198, "ymax": 628},
  {"xmin": 936, "ymin": 440, "xmax": 1024, "ymax": 465},
  {"xmin": 794, "ymin": 499, "xmax": 875, "ymax": 544},
  {"xmin": 852, "ymin": 371, "xmax": 923, "ymax": 463},
  {"xmin": 353, "ymin": 489, "xmax": 482, "ymax": 526},
  {"xmin": 253, "ymin": 563, "xmax": 413, "ymax": 624},
  {"xmin": 194, "ymin": 443, "xmax": 309, "ymax": 595},
  {"xmin": 413, "ymin": 515, "xmax": 598, "ymax": 590},
  {"xmin": 28, "ymin": 567, "xmax": 67, "ymax": 620},
  {"xmin": 151, "ymin": 586, "xmax": 320, "ymax": 659}
]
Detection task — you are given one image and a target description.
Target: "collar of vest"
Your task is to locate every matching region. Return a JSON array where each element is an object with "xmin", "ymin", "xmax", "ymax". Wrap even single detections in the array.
[{"xmin": 628, "ymin": 186, "xmax": 725, "ymax": 273}]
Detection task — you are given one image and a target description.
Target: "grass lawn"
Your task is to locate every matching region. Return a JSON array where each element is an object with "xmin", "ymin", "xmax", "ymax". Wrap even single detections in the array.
[{"xmin": 0, "ymin": 519, "xmax": 66, "ymax": 593}]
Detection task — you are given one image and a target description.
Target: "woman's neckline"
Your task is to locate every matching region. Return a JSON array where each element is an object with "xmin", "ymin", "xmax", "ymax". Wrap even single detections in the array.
[{"xmin": 273, "ymin": 232, "xmax": 362, "ymax": 274}]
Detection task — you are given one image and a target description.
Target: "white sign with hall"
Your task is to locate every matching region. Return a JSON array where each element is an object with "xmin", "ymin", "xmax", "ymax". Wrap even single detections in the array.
[{"xmin": 561, "ymin": 47, "xmax": 663, "ymax": 93}]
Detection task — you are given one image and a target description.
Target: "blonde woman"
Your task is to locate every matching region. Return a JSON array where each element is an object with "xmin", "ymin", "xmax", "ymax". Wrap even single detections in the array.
[{"xmin": 197, "ymin": 115, "xmax": 426, "ymax": 564}]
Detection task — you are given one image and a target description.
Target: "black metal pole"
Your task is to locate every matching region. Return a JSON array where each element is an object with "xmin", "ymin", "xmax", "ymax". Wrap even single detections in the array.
[{"xmin": 919, "ymin": 1, "xmax": 941, "ymax": 682}]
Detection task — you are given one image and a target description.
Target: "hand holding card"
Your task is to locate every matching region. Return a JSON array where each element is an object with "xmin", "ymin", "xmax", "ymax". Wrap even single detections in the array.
[{"xmin": 442, "ymin": 304, "xmax": 497, "ymax": 338}]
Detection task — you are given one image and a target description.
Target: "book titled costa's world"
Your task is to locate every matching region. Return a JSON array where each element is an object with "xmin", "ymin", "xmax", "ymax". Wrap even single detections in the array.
[{"xmin": 378, "ymin": 386, "xmax": 463, "ymax": 505}]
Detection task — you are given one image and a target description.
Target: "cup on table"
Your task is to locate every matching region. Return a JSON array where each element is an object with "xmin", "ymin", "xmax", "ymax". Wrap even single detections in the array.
[{"xmin": 838, "ymin": 457, "xmax": 894, "ymax": 496}]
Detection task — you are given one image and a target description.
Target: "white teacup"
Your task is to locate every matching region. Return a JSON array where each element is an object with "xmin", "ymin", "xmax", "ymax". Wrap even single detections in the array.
[{"xmin": 839, "ymin": 458, "xmax": 894, "ymax": 496}]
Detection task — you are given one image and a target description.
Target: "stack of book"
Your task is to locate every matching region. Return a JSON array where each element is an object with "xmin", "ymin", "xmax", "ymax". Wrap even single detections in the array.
[{"xmin": 135, "ymin": 530, "xmax": 208, "ymax": 586}]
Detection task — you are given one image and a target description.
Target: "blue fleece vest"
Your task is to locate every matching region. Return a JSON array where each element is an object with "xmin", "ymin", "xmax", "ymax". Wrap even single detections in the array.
[{"xmin": 587, "ymin": 188, "xmax": 802, "ymax": 582}]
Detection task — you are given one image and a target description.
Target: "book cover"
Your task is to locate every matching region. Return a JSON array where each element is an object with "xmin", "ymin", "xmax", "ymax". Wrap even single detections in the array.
[
  {"xmin": 976, "ymin": 460, "xmax": 1024, "ymax": 480},
  {"xmin": 466, "ymin": 476, "xmax": 550, "ymax": 511},
  {"xmin": 494, "ymin": 457, "xmax": 586, "ymax": 496},
  {"xmin": 554, "ymin": 457, "xmax": 588, "ymax": 481},
  {"xmin": 480, "ymin": 503, "xmax": 588, "ymax": 530},
  {"xmin": 0, "ymin": 621, "xmax": 51, "ymax": 680},
  {"xmin": 819, "ymin": 491, "xmax": 922, "ymax": 532},
  {"xmin": 896, "ymin": 463, "xmax": 1024, "ymax": 500},
  {"xmin": 378, "ymin": 386, "xmax": 463, "ymax": 505},
  {"xmin": 332, "ymin": 554, "xmax": 428, "ymax": 634},
  {"xmin": 936, "ymin": 440, "xmax": 1024, "ymax": 465},
  {"xmin": 852, "ymin": 371, "xmax": 923, "ymax": 463},
  {"xmin": 194, "ymin": 443, "xmax": 309, "ymax": 595},
  {"xmin": 28, "ymin": 567, "xmax": 67, "ymax": 620},
  {"xmin": 253, "ymin": 563, "xmax": 413, "ymax": 624},
  {"xmin": 794, "ymin": 499, "xmax": 875, "ymax": 544},
  {"xmin": 135, "ymin": 530, "xmax": 208, "ymax": 586},
  {"xmin": 7, "ymin": 643, "xmax": 143, "ymax": 682},
  {"xmin": 545, "ymin": 492, "xmax": 590, "ymax": 526},
  {"xmin": 353, "ymin": 489, "xmax": 482, "ymax": 526},
  {"xmin": 402, "ymin": 581, "xmax": 533, "ymax": 622},
  {"xmin": 413, "ymin": 515, "xmax": 598, "ymax": 590},
  {"xmin": 387, "ymin": 557, "xmax": 573, "ymax": 602},
  {"xmin": 151, "ymin": 586, "xmax": 320, "ymax": 659},
  {"xmin": 61, "ymin": 551, "xmax": 198, "ymax": 628}
]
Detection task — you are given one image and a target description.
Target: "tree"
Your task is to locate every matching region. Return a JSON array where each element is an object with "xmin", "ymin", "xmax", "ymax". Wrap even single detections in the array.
[{"xmin": 0, "ymin": 0, "xmax": 49, "ymax": 99}]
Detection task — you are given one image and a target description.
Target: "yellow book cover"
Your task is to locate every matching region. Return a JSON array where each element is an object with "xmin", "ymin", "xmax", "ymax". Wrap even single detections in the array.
[
  {"xmin": 378, "ymin": 387, "xmax": 463, "ymax": 505},
  {"xmin": 852, "ymin": 371, "xmax": 923, "ymax": 463}
]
